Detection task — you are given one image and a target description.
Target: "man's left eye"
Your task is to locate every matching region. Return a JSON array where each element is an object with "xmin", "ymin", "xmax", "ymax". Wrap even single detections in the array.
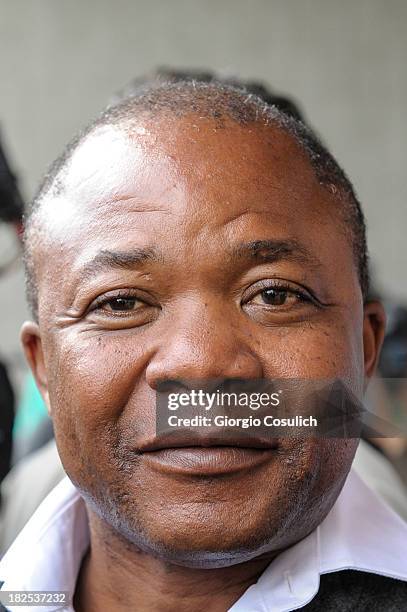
[{"xmin": 248, "ymin": 287, "xmax": 308, "ymax": 308}]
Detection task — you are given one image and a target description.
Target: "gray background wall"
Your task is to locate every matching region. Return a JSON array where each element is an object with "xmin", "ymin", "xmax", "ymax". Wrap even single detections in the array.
[{"xmin": 0, "ymin": 0, "xmax": 406, "ymax": 393}]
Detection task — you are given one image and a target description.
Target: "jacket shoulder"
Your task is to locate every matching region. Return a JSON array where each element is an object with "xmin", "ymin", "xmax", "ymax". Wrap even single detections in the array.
[{"xmin": 302, "ymin": 570, "xmax": 407, "ymax": 611}]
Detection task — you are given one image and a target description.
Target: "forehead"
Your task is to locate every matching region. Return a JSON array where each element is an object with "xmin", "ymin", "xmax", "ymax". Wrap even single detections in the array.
[
  {"xmin": 40, "ymin": 115, "xmax": 340, "ymax": 231},
  {"xmin": 35, "ymin": 115, "xmax": 348, "ymax": 276}
]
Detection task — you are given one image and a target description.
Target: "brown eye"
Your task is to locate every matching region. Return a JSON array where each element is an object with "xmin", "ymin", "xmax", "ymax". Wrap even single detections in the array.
[
  {"xmin": 260, "ymin": 288, "xmax": 289, "ymax": 306},
  {"xmin": 90, "ymin": 293, "xmax": 147, "ymax": 315},
  {"xmin": 106, "ymin": 297, "xmax": 139, "ymax": 312},
  {"xmin": 250, "ymin": 287, "xmax": 302, "ymax": 307},
  {"xmin": 87, "ymin": 290, "xmax": 159, "ymax": 329}
]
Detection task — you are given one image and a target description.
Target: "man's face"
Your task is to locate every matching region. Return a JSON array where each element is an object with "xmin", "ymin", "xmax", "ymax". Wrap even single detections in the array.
[{"xmin": 23, "ymin": 116, "xmax": 382, "ymax": 567}]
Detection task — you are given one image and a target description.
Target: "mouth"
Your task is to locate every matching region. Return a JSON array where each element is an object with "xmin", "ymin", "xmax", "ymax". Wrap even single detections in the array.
[{"xmin": 138, "ymin": 433, "xmax": 279, "ymax": 476}]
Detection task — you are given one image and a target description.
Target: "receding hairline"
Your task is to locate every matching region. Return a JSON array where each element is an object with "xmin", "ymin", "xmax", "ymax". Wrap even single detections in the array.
[
  {"xmin": 27, "ymin": 81, "xmax": 356, "ymax": 215},
  {"xmin": 35, "ymin": 111, "xmax": 337, "ymax": 205}
]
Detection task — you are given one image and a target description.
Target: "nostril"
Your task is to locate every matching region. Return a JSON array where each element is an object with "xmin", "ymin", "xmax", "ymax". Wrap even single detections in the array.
[
  {"xmin": 154, "ymin": 378, "xmax": 222, "ymax": 393},
  {"xmin": 155, "ymin": 379, "xmax": 190, "ymax": 394}
]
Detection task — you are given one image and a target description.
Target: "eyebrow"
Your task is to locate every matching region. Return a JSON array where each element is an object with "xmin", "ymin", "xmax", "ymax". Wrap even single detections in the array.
[
  {"xmin": 78, "ymin": 239, "xmax": 320, "ymax": 280},
  {"xmin": 231, "ymin": 239, "xmax": 322, "ymax": 269},
  {"xmin": 79, "ymin": 247, "xmax": 161, "ymax": 279}
]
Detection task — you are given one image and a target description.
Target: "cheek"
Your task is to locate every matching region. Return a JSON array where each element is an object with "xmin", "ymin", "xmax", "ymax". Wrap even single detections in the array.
[
  {"xmin": 49, "ymin": 331, "xmax": 146, "ymax": 409},
  {"xmin": 43, "ymin": 331, "xmax": 152, "ymax": 468},
  {"xmin": 257, "ymin": 315, "xmax": 364, "ymax": 387}
]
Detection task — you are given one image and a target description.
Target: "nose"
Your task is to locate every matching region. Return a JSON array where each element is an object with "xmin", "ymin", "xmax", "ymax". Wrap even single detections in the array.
[{"xmin": 145, "ymin": 298, "xmax": 263, "ymax": 390}]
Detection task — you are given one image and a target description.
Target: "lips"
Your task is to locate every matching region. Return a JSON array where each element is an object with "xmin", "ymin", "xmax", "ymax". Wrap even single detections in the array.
[{"xmin": 137, "ymin": 432, "xmax": 278, "ymax": 476}]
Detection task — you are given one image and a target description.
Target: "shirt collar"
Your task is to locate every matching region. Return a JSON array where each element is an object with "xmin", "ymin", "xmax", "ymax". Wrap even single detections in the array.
[
  {"xmin": 0, "ymin": 478, "xmax": 88, "ymax": 611},
  {"xmin": 1, "ymin": 469, "xmax": 406, "ymax": 612}
]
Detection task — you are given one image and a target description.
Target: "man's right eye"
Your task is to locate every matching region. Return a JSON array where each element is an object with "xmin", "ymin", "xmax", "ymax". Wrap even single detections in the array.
[
  {"xmin": 84, "ymin": 290, "xmax": 159, "ymax": 329},
  {"xmin": 88, "ymin": 291, "xmax": 152, "ymax": 318}
]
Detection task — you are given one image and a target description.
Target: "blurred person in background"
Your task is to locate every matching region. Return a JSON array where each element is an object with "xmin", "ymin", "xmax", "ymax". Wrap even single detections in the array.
[
  {"xmin": 360, "ymin": 304, "xmax": 407, "ymax": 482},
  {"xmin": 0, "ymin": 136, "xmax": 23, "ymax": 488},
  {"xmin": 0, "ymin": 363, "xmax": 14, "ymax": 488}
]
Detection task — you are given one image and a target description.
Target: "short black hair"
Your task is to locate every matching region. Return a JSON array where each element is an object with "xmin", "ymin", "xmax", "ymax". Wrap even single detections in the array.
[
  {"xmin": 111, "ymin": 67, "xmax": 305, "ymax": 122},
  {"xmin": 24, "ymin": 76, "xmax": 369, "ymax": 320}
]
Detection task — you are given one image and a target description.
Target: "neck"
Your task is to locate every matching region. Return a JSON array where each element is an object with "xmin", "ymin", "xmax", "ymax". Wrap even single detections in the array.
[{"xmin": 74, "ymin": 512, "xmax": 276, "ymax": 612}]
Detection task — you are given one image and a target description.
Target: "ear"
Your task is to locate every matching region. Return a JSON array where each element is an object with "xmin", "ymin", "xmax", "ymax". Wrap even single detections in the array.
[
  {"xmin": 20, "ymin": 321, "xmax": 51, "ymax": 416},
  {"xmin": 363, "ymin": 301, "xmax": 386, "ymax": 381}
]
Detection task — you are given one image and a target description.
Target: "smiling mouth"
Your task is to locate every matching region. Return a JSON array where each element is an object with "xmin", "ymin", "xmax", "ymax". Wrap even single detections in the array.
[{"xmin": 138, "ymin": 433, "xmax": 279, "ymax": 476}]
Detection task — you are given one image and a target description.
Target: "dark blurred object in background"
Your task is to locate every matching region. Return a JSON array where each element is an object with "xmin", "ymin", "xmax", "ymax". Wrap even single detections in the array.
[
  {"xmin": 0, "ymin": 132, "xmax": 24, "ymax": 276},
  {"xmin": 0, "ymin": 133, "xmax": 24, "ymax": 224},
  {"xmin": 0, "ymin": 131, "xmax": 23, "ymax": 489},
  {"xmin": 0, "ymin": 362, "xmax": 14, "ymax": 487},
  {"xmin": 379, "ymin": 305, "xmax": 407, "ymax": 380}
]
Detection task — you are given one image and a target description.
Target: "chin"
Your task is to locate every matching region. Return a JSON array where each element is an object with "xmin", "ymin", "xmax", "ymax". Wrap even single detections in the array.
[
  {"xmin": 118, "ymin": 526, "xmax": 275, "ymax": 569},
  {"xmin": 100, "ymin": 505, "xmax": 293, "ymax": 569}
]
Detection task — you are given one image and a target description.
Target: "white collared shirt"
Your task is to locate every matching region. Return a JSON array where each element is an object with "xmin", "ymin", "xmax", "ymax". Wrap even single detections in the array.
[{"xmin": 0, "ymin": 469, "xmax": 406, "ymax": 612}]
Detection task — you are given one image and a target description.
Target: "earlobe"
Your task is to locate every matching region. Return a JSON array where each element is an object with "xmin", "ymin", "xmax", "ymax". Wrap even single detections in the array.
[
  {"xmin": 363, "ymin": 301, "xmax": 386, "ymax": 380},
  {"xmin": 20, "ymin": 321, "xmax": 51, "ymax": 415}
]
